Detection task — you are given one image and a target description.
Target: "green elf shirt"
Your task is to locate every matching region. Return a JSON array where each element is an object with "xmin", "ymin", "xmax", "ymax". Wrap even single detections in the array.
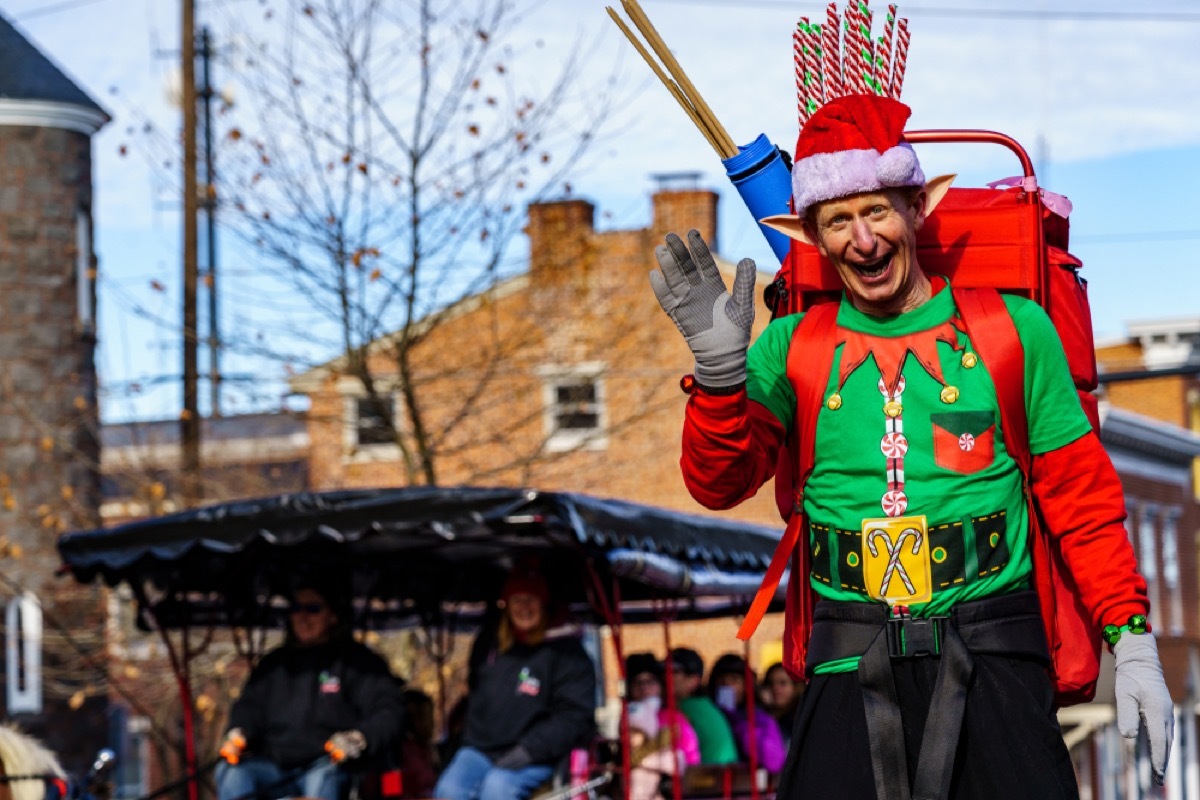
[{"xmin": 746, "ymin": 284, "xmax": 1092, "ymax": 673}]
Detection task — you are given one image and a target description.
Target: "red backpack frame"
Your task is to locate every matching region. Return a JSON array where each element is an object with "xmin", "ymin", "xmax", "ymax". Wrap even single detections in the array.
[{"xmin": 739, "ymin": 130, "xmax": 1102, "ymax": 706}]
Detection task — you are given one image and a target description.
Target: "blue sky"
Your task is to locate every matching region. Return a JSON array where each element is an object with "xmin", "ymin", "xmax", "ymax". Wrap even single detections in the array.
[{"xmin": 2, "ymin": 0, "xmax": 1198, "ymax": 421}]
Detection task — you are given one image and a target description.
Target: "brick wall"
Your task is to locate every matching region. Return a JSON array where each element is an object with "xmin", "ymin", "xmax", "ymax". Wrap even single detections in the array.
[
  {"xmin": 0, "ymin": 123, "xmax": 106, "ymax": 772},
  {"xmin": 1097, "ymin": 340, "xmax": 1200, "ymax": 698},
  {"xmin": 1120, "ymin": 470, "xmax": 1200, "ymax": 697},
  {"xmin": 1097, "ymin": 341, "xmax": 1200, "ymax": 428}
]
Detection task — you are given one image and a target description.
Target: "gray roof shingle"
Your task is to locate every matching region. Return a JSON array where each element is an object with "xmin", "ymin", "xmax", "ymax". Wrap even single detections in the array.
[{"xmin": 0, "ymin": 12, "xmax": 107, "ymax": 115}]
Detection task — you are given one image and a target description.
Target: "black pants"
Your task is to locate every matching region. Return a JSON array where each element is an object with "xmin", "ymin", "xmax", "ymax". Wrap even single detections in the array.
[{"xmin": 775, "ymin": 654, "xmax": 1079, "ymax": 800}]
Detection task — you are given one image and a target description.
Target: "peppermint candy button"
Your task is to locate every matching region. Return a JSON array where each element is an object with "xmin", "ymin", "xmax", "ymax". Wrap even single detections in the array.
[
  {"xmin": 882, "ymin": 490, "xmax": 908, "ymax": 517},
  {"xmin": 959, "ymin": 433, "xmax": 975, "ymax": 451},
  {"xmin": 881, "ymin": 432, "xmax": 909, "ymax": 458}
]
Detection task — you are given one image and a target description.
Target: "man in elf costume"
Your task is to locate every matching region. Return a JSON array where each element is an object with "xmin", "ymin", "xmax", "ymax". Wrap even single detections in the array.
[{"xmin": 649, "ymin": 91, "xmax": 1174, "ymax": 798}]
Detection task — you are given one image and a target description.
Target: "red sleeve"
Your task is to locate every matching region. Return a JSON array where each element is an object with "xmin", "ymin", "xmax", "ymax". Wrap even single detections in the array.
[
  {"xmin": 681, "ymin": 388, "xmax": 786, "ymax": 510},
  {"xmin": 1030, "ymin": 431, "xmax": 1148, "ymax": 628}
]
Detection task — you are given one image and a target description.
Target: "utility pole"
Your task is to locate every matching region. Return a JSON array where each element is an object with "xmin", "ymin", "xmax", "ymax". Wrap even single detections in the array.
[
  {"xmin": 200, "ymin": 26, "xmax": 220, "ymax": 417},
  {"xmin": 182, "ymin": 0, "xmax": 202, "ymax": 506}
]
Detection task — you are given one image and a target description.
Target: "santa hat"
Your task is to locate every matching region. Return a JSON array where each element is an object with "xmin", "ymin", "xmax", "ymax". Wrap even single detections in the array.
[
  {"xmin": 791, "ymin": 94, "xmax": 925, "ymax": 218},
  {"xmin": 501, "ymin": 566, "xmax": 550, "ymax": 604},
  {"xmin": 781, "ymin": 3, "xmax": 927, "ymax": 219}
]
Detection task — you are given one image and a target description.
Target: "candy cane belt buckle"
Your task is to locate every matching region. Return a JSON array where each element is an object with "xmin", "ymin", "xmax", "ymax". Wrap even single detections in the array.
[{"xmin": 861, "ymin": 514, "xmax": 932, "ymax": 605}]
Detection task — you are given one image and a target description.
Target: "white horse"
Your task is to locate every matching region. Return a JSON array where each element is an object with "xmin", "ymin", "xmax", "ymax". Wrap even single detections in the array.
[{"xmin": 0, "ymin": 725, "xmax": 67, "ymax": 800}]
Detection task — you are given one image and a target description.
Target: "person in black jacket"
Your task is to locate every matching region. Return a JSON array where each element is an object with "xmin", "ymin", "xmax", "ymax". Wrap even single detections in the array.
[
  {"xmin": 216, "ymin": 576, "xmax": 404, "ymax": 800},
  {"xmin": 434, "ymin": 566, "xmax": 597, "ymax": 800}
]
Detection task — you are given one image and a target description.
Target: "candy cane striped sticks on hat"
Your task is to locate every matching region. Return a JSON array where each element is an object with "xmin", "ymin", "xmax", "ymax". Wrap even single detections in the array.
[
  {"xmin": 795, "ymin": 19, "xmax": 823, "ymax": 126},
  {"xmin": 606, "ymin": 0, "xmax": 738, "ymax": 158},
  {"xmin": 890, "ymin": 17, "xmax": 910, "ymax": 99},
  {"xmin": 822, "ymin": 4, "xmax": 843, "ymax": 101},
  {"xmin": 875, "ymin": 5, "xmax": 897, "ymax": 95},
  {"xmin": 798, "ymin": 1, "xmax": 909, "ymax": 108},
  {"xmin": 794, "ymin": 24, "xmax": 808, "ymax": 125}
]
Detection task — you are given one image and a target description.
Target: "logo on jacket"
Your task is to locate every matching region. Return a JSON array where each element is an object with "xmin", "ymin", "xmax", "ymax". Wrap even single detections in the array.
[
  {"xmin": 516, "ymin": 667, "xmax": 541, "ymax": 697},
  {"xmin": 319, "ymin": 671, "xmax": 342, "ymax": 694}
]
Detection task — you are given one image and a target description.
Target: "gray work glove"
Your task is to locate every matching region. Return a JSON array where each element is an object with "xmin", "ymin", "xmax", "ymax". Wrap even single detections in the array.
[
  {"xmin": 493, "ymin": 745, "xmax": 533, "ymax": 771},
  {"xmin": 1114, "ymin": 634, "xmax": 1174, "ymax": 784},
  {"xmin": 325, "ymin": 729, "xmax": 367, "ymax": 763},
  {"xmin": 650, "ymin": 230, "xmax": 757, "ymax": 389}
]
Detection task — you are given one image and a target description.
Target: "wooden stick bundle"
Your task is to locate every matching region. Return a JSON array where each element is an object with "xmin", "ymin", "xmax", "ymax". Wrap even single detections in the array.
[{"xmin": 606, "ymin": 0, "xmax": 739, "ymax": 159}]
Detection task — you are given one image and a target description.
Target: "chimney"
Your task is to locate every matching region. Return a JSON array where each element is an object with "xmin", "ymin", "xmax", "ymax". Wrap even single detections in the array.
[
  {"xmin": 649, "ymin": 172, "xmax": 719, "ymax": 251},
  {"xmin": 525, "ymin": 199, "xmax": 595, "ymax": 281}
]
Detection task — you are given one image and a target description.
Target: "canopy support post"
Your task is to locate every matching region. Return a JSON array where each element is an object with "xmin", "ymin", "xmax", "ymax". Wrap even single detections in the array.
[
  {"xmin": 159, "ymin": 604, "xmax": 200, "ymax": 800},
  {"xmin": 742, "ymin": 633, "xmax": 760, "ymax": 800},
  {"xmin": 583, "ymin": 560, "xmax": 631, "ymax": 800},
  {"xmin": 659, "ymin": 606, "xmax": 682, "ymax": 800}
]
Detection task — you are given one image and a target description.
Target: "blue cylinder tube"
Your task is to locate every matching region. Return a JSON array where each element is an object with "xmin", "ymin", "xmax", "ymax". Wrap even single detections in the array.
[{"xmin": 722, "ymin": 133, "xmax": 794, "ymax": 263}]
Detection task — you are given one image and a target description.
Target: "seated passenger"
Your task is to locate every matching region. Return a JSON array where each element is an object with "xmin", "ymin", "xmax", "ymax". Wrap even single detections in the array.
[
  {"xmin": 626, "ymin": 653, "xmax": 700, "ymax": 767},
  {"xmin": 666, "ymin": 649, "xmax": 738, "ymax": 766},
  {"xmin": 706, "ymin": 655, "xmax": 786, "ymax": 773},
  {"xmin": 434, "ymin": 566, "xmax": 597, "ymax": 800},
  {"xmin": 217, "ymin": 576, "xmax": 404, "ymax": 800},
  {"xmin": 625, "ymin": 653, "xmax": 701, "ymax": 800},
  {"xmin": 758, "ymin": 662, "xmax": 802, "ymax": 747}
]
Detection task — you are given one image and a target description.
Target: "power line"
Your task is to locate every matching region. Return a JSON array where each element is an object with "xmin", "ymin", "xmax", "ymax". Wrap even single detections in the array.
[
  {"xmin": 647, "ymin": 0, "xmax": 1200, "ymax": 23},
  {"xmin": 12, "ymin": 0, "xmax": 110, "ymax": 20},
  {"xmin": 1074, "ymin": 230, "xmax": 1200, "ymax": 244}
]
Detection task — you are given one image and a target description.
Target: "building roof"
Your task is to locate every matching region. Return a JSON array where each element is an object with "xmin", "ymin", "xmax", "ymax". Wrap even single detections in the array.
[
  {"xmin": 102, "ymin": 412, "xmax": 308, "ymax": 449},
  {"xmin": 1100, "ymin": 405, "xmax": 1200, "ymax": 463},
  {"xmin": 0, "ymin": 13, "xmax": 108, "ymax": 116}
]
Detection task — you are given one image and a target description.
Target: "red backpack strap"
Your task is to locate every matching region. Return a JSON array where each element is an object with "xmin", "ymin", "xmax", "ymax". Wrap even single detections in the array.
[
  {"xmin": 952, "ymin": 286, "xmax": 1101, "ymax": 703},
  {"xmin": 952, "ymin": 288, "xmax": 1029, "ymax": 471},
  {"xmin": 738, "ymin": 301, "xmax": 840, "ymax": 643}
]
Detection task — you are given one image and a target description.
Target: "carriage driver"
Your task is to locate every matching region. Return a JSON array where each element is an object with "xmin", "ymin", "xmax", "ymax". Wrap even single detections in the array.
[
  {"xmin": 649, "ymin": 91, "xmax": 1174, "ymax": 799},
  {"xmin": 217, "ymin": 575, "xmax": 404, "ymax": 800}
]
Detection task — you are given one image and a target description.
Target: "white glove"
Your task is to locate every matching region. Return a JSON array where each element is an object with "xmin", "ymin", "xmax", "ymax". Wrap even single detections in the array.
[{"xmin": 1114, "ymin": 634, "xmax": 1174, "ymax": 784}]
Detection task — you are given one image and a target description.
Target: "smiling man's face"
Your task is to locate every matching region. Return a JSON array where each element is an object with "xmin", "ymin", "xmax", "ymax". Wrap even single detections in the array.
[{"xmin": 807, "ymin": 187, "xmax": 931, "ymax": 316}]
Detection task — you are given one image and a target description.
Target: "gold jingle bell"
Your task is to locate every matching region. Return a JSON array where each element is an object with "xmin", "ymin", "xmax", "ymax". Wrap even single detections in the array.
[
  {"xmin": 883, "ymin": 400, "xmax": 903, "ymax": 418},
  {"xmin": 940, "ymin": 385, "xmax": 960, "ymax": 404},
  {"xmin": 826, "ymin": 393, "xmax": 843, "ymax": 410},
  {"xmin": 961, "ymin": 352, "xmax": 978, "ymax": 368}
]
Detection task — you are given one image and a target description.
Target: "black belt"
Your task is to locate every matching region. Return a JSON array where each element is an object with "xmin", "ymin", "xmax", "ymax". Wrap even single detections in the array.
[{"xmin": 806, "ymin": 591, "xmax": 1049, "ymax": 800}]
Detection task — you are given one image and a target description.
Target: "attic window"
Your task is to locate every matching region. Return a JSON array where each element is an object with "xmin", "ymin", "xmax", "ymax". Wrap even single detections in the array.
[
  {"xmin": 340, "ymin": 386, "xmax": 405, "ymax": 462},
  {"xmin": 539, "ymin": 364, "xmax": 607, "ymax": 453},
  {"xmin": 355, "ymin": 397, "xmax": 396, "ymax": 447},
  {"xmin": 555, "ymin": 383, "xmax": 599, "ymax": 430}
]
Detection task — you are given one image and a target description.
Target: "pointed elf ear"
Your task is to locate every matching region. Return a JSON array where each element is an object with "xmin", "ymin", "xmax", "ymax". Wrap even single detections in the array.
[
  {"xmin": 924, "ymin": 174, "xmax": 956, "ymax": 215},
  {"xmin": 762, "ymin": 175, "xmax": 956, "ymax": 247},
  {"xmin": 760, "ymin": 214, "xmax": 814, "ymax": 246}
]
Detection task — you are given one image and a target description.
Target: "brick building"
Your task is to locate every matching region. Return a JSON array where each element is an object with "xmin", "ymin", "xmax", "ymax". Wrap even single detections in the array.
[
  {"xmin": 0, "ymin": 12, "xmax": 110, "ymax": 773},
  {"xmin": 100, "ymin": 411, "xmax": 310, "ymax": 523},
  {"xmin": 1055, "ymin": 319, "xmax": 1200, "ymax": 799}
]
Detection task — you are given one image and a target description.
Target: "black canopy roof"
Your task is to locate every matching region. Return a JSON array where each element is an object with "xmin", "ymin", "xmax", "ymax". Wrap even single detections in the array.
[{"xmin": 58, "ymin": 487, "xmax": 786, "ymax": 629}]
